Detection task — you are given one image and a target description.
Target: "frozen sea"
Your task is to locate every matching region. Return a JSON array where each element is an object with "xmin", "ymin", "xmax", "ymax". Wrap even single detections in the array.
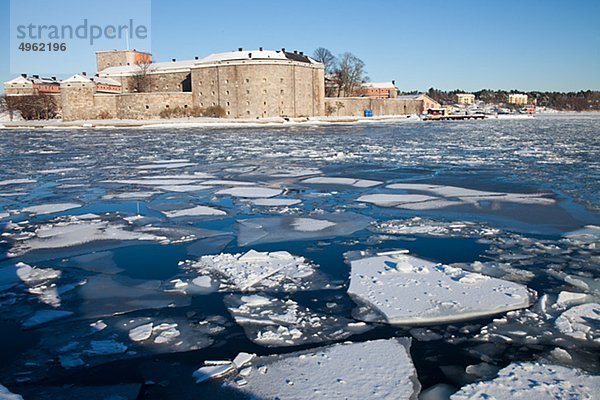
[{"xmin": 0, "ymin": 114, "xmax": 599, "ymax": 399}]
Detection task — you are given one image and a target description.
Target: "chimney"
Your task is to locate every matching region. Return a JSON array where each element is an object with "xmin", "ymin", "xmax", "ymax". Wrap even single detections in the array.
[
  {"xmin": 248, "ymin": 53, "xmax": 252, "ymax": 58},
  {"xmin": 95, "ymin": 73, "xmax": 99, "ymax": 77},
  {"xmin": 299, "ymin": 51, "xmax": 304, "ymax": 55},
  {"xmin": 172, "ymin": 58, "xmax": 176, "ymax": 62},
  {"xmin": 281, "ymin": 48, "xmax": 285, "ymax": 52},
  {"xmin": 294, "ymin": 50, "xmax": 298, "ymax": 54},
  {"xmin": 21, "ymin": 73, "xmax": 27, "ymax": 78},
  {"xmin": 259, "ymin": 47, "xmax": 263, "ymax": 51},
  {"xmin": 195, "ymin": 56, "xmax": 199, "ymax": 60},
  {"xmin": 82, "ymin": 72, "xmax": 87, "ymax": 76},
  {"xmin": 51, "ymin": 76, "xmax": 56, "ymax": 81},
  {"xmin": 238, "ymin": 47, "xmax": 243, "ymax": 51},
  {"xmin": 33, "ymin": 74, "xmax": 39, "ymax": 79}
]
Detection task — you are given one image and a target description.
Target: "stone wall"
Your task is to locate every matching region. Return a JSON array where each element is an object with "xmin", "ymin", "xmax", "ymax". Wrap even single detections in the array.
[
  {"xmin": 324, "ymin": 97, "xmax": 423, "ymax": 117},
  {"xmin": 115, "ymin": 92, "xmax": 194, "ymax": 119},
  {"xmin": 61, "ymin": 84, "xmax": 96, "ymax": 121},
  {"xmin": 96, "ymin": 50, "xmax": 152, "ymax": 72},
  {"xmin": 93, "ymin": 95, "xmax": 118, "ymax": 119},
  {"xmin": 190, "ymin": 62, "xmax": 323, "ymax": 118}
]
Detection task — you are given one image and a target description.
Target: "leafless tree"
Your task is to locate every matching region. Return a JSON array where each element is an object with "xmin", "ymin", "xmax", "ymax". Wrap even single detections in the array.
[
  {"xmin": 333, "ymin": 52, "xmax": 367, "ymax": 97},
  {"xmin": 3, "ymin": 94, "xmax": 58, "ymax": 120},
  {"xmin": 0, "ymin": 95, "xmax": 20, "ymax": 121},
  {"xmin": 313, "ymin": 47, "xmax": 336, "ymax": 74},
  {"xmin": 132, "ymin": 61, "xmax": 153, "ymax": 92}
]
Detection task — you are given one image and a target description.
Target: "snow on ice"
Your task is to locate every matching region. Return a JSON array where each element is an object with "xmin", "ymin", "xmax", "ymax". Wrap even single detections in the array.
[
  {"xmin": 347, "ymin": 252, "xmax": 532, "ymax": 325},
  {"xmin": 451, "ymin": 362, "xmax": 600, "ymax": 399},
  {"xmin": 224, "ymin": 339, "xmax": 420, "ymax": 399}
]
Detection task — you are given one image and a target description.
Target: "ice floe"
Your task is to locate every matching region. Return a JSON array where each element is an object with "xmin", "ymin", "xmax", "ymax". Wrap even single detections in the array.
[
  {"xmin": 224, "ymin": 339, "xmax": 420, "ymax": 399},
  {"xmin": 249, "ymin": 198, "xmax": 301, "ymax": 207},
  {"xmin": 451, "ymin": 362, "xmax": 600, "ymax": 399},
  {"xmin": 555, "ymin": 303, "xmax": 600, "ymax": 343},
  {"xmin": 237, "ymin": 212, "xmax": 373, "ymax": 246},
  {"xmin": 216, "ymin": 187, "xmax": 283, "ymax": 198},
  {"xmin": 186, "ymin": 250, "xmax": 319, "ymax": 292},
  {"xmin": 302, "ymin": 176, "xmax": 382, "ymax": 188},
  {"xmin": 370, "ymin": 217, "xmax": 501, "ymax": 238},
  {"xmin": 347, "ymin": 252, "xmax": 532, "ymax": 325},
  {"xmin": 21, "ymin": 203, "xmax": 82, "ymax": 216},
  {"xmin": 0, "ymin": 385, "xmax": 23, "ymax": 400},
  {"xmin": 162, "ymin": 205, "xmax": 226, "ymax": 218},
  {"xmin": 225, "ymin": 294, "xmax": 370, "ymax": 347}
]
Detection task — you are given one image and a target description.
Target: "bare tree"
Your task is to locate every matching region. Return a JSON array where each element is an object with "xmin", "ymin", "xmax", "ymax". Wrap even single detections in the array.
[
  {"xmin": 0, "ymin": 95, "xmax": 19, "ymax": 121},
  {"xmin": 332, "ymin": 53, "xmax": 367, "ymax": 97},
  {"xmin": 4, "ymin": 94, "xmax": 58, "ymax": 120},
  {"xmin": 313, "ymin": 47, "xmax": 336, "ymax": 74},
  {"xmin": 132, "ymin": 61, "xmax": 153, "ymax": 92}
]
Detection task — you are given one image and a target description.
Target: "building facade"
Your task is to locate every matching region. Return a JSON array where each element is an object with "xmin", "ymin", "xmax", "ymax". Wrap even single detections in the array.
[
  {"xmin": 456, "ymin": 93, "xmax": 475, "ymax": 105},
  {"xmin": 359, "ymin": 82, "xmax": 398, "ymax": 99},
  {"xmin": 508, "ymin": 93, "xmax": 528, "ymax": 105}
]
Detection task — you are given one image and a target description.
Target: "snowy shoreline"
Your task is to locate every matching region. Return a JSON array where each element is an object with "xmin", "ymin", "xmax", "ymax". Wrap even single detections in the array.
[{"xmin": 0, "ymin": 114, "xmax": 421, "ymax": 130}]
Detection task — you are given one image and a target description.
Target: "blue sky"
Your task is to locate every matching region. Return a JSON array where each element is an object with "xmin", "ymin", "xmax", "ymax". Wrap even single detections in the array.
[{"xmin": 1, "ymin": 0, "xmax": 599, "ymax": 92}]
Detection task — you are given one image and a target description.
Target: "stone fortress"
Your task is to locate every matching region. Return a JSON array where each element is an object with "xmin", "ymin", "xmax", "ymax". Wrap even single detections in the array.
[{"xmin": 4, "ymin": 49, "xmax": 435, "ymax": 121}]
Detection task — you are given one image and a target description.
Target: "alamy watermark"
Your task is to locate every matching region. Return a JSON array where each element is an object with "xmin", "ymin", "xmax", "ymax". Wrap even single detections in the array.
[{"xmin": 10, "ymin": 0, "xmax": 152, "ymax": 75}]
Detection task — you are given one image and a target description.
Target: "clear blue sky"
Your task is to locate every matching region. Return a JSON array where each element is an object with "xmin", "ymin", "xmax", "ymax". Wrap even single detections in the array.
[{"xmin": 1, "ymin": 0, "xmax": 599, "ymax": 92}]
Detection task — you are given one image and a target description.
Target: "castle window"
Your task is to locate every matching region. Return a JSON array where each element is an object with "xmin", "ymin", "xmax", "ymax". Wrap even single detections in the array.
[
  {"xmin": 263, "ymin": 101, "xmax": 267, "ymax": 106},
  {"xmin": 198, "ymin": 80, "xmax": 203, "ymax": 86},
  {"xmin": 246, "ymin": 101, "xmax": 250, "ymax": 106},
  {"xmin": 145, "ymin": 105, "xmax": 149, "ymax": 109},
  {"xmin": 263, "ymin": 78, "xmax": 267, "ymax": 83},
  {"xmin": 247, "ymin": 110, "xmax": 250, "ymax": 114},
  {"xmin": 227, "ymin": 111, "xmax": 231, "ymax": 115},
  {"xmin": 212, "ymin": 102, "xmax": 215, "ymax": 106},
  {"xmin": 211, "ymin": 80, "xmax": 214, "ymax": 85},
  {"xmin": 224, "ymin": 79, "xmax": 229, "ymax": 84},
  {"xmin": 263, "ymin": 89, "xmax": 267, "ymax": 94},
  {"xmin": 280, "ymin": 89, "xmax": 284, "ymax": 94},
  {"xmin": 280, "ymin": 78, "xmax": 284, "ymax": 83},
  {"xmin": 225, "ymin": 90, "xmax": 230, "ymax": 95},
  {"xmin": 166, "ymin": 105, "xmax": 169, "ymax": 108},
  {"xmin": 246, "ymin": 90, "xmax": 250, "ymax": 94},
  {"xmin": 184, "ymin": 104, "xmax": 188, "ymax": 108},
  {"xmin": 245, "ymin": 78, "xmax": 249, "ymax": 83},
  {"xmin": 211, "ymin": 91, "xmax": 215, "ymax": 96},
  {"xmin": 226, "ymin": 101, "xmax": 230, "ymax": 106}
]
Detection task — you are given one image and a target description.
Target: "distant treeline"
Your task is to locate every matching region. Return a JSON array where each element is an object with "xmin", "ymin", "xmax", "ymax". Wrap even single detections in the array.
[{"xmin": 418, "ymin": 88, "xmax": 600, "ymax": 111}]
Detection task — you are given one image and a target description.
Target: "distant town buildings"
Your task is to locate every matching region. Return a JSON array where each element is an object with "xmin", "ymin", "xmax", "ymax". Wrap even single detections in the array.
[
  {"xmin": 456, "ymin": 93, "xmax": 475, "ymax": 104},
  {"xmin": 359, "ymin": 81, "xmax": 398, "ymax": 99},
  {"xmin": 508, "ymin": 93, "xmax": 528, "ymax": 105}
]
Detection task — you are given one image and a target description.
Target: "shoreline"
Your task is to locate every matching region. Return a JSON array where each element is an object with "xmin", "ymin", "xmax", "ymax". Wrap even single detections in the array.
[{"xmin": 1, "ymin": 111, "xmax": 594, "ymax": 130}]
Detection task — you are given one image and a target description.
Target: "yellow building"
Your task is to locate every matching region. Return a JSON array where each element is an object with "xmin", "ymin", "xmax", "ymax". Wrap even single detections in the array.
[
  {"xmin": 508, "ymin": 93, "xmax": 528, "ymax": 105},
  {"xmin": 456, "ymin": 93, "xmax": 475, "ymax": 105}
]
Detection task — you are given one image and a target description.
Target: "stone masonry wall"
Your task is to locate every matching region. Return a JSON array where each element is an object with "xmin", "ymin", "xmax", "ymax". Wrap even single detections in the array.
[
  {"xmin": 115, "ymin": 92, "xmax": 193, "ymax": 119},
  {"xmin": 324, "ymin": 98, "xmax": 423, "ymax": 117}
]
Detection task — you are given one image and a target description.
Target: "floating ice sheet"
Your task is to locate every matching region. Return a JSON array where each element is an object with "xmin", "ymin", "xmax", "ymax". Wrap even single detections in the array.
[
  {"xmin": 162, "ymin": 205, "xmax": 226, "ymax": 218},
  {"xmin": 187, "ymin": 250, "xmax": 320, "ymax": 292},
  {"xmin": 348, "ymin": 252, "xmax": 532, "ymax": 325},
  {"xmin": 0, "ymin": 385, "xmax": 23, "ymax": 400},
  {"xmin": 216, "ymin": 187, "xmax": 283, "ymax": 198},
  {"xmin": 237, "ymin": 212, "xmax": 373, "ymax": 246},
  {"xmin": 370, "ymin": 217, "xmax": 501, "ymax": 238},
  {"xmin": 21, "ymin": 203, "xmax": 82, "ymax": 216},
  {"xmin": 249, "ymin": 198, "xmax": 301, "ymax": 207},
  {"xmin": 451, "ymin": 362, "xmax": 600, "ymax": 399},
  {"xmin": 226, "ymin": 339, "xmax": 420, "ymax": 399},
  {"xmin": 555, "ymin": 303, "xmax": 600, "ymax": 343},
  {"xmin": 225, "ymin": 294, "xmax": 370, "ymax": 347},
  {"xmin": 302, "ymin": 176, "xmax": 382, "ymax": 188}
]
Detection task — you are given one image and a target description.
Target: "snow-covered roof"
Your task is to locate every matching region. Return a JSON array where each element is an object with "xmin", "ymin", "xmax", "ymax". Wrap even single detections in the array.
[
  {"xmin": 90, "ymin": 76, "xmax": 122, "ymax": 86},
  {"xmin": 61, "ymin": 74, "xmax": 92, "ymax": 84},
  {"xmin": 99, "ymin": 49, "xmax": 321, "ymax": 77},
  {"xmin": 362, "ymin": 82, "xmax": 397, "ymax": 89},
  {"xmin": 30, "ymin": 77, "xmax": 59, "ymax": 85},
  {"xmin": 396, "ymin": 94, "xmax": 425, "ymax": 100},
  {"xmin": 4, "ymin": 75, "xmax": 33, "ymax": 85}
]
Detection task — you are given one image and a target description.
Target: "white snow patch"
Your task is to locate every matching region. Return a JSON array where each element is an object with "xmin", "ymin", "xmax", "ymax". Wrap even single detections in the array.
[
  {"xmin": 216, "ymin": 187, "xmax": 283, "ymax": 198},
  {"xmin": 302, "ymin": 177, "xmax": 382, "ymax": 188},
  {"xmin": 291, "ymin": 218, "xmax": 336, "ymax": 232},
  {"xmin": 451, "ymin": 362, "xmax": 600, "ymax": 399},
  {"xmin": 249, "ymin": 198, "xmax": 301, "ymax": 206},
  {"xmin": 163, "ymin": 205, "xmax": 226, "ymax": 218},
  {"xmin": 348, "ymin": 253, "xmax": 531, "ymax": 325},
  {"xmin": 193, "ymin": 363, "xmax": 235, "ymax": 383},
  {"xmin": 128, "ymin": 323, "xmax": 153, "ymax": 342},
  {"xmin": 190, "ymin": 250, "xmax": 316, "ymax": 292},
  {"xmin": 0, "ymin": 385, "xmax": 23, "ymax": 400},
  {"xmin": 21, "ymin": 203, "xmax": 81, "ymax": 216},
  {"xmin": 555, "ymin": 303, "xmax": 600, "ymax": 343},
  {"xmin": 231, "ymin": 339, "xmax": 419, "ymax": 399}
]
